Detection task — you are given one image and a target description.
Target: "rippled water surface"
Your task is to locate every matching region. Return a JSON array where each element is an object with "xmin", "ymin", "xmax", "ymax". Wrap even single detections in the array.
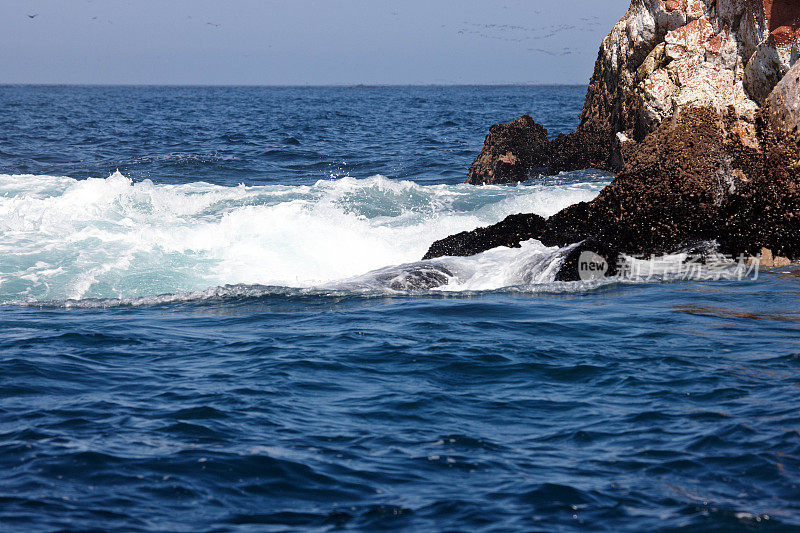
[{"xmin": 1, "ymin": 86, "xmax": 799, "ymax": 531}]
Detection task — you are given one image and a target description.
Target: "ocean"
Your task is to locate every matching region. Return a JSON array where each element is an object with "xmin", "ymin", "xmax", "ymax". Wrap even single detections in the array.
[{"xmin": 1, "ymin": 86, "xmax": 799, "ymax": 531}]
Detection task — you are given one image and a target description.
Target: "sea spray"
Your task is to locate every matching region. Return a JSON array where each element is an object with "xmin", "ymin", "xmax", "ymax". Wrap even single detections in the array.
[{"xmin": 0, "ymin": 171, "xmax": 607, "ymax": 303}]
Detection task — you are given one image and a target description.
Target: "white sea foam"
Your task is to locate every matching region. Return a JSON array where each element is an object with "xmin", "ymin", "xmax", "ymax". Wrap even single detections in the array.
[{"xmin": 0, "ymin": 171, "xmax": 609, "ymax": 304}]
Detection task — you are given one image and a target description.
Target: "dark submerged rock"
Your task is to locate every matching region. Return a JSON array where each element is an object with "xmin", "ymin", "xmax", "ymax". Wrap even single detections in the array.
[
  {"xmin": 383, "ymin": 265, "xmax": 454, "ymax": 291},
  {"xmin": 554, "ymin": 238, "xmax": 621, "ymax": 282},
  {"xmin": 422, "ymin": 213, "xmax": 548, "ymax": 260}
]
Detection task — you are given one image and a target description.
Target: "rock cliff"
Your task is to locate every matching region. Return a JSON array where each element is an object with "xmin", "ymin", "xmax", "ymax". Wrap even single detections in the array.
[
  {"xmin": 467, "ymin": 0, "xmax": 799, "ymax": 184},
  {"xmin": 432, "ymin": 1, "xmax": 800, "ymax": 280},
  {"xmin": 721, "ymin": 58, "xmax": 800, "ymax": 259},
  {"xmin": 579, "ymin": 0, "xmax": 797, "ymax": 154}
]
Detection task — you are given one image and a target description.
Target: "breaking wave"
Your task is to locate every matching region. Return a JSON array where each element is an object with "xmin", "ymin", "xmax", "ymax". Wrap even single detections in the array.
[
  {"xmin": 0, "ymin": 171, "xmax": 607, "ymax": 304},
  {"xmin": 0, "ymin": 171, "xmax": 755, "ymax": 306}
]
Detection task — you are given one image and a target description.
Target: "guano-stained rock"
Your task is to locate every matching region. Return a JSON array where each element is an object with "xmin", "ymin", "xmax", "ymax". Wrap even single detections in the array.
[
  {"xmin": 576, "ymin": 0, "xmax": 797, "ymax": 165},
  {"xmin": 466, "ymin": 0, "xmax": 798, "ymax": 185},
  {"xmin": 443, "ymin": 1, "xmax": 800, "ymax": 282}
]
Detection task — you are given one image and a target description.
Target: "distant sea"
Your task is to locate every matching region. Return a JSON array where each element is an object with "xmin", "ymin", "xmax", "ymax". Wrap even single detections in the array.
[{"xmin": 1, "ymin": 86, "xmax": 798, "ymax": 531}]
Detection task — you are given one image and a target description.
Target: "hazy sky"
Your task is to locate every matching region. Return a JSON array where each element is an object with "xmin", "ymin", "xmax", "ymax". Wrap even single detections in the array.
[{"xmin": 1, "ymin": 0, "xmax": 631, "ymax": 85}]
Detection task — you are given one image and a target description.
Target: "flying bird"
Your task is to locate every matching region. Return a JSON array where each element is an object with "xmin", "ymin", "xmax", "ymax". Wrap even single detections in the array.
[
  {"xmin": 206, "ymin": 22, "xmax": 221, "ymax": 27},
  {"xmin": 27, "ymin": 14, "xmax": 38, "ymax": 19}
]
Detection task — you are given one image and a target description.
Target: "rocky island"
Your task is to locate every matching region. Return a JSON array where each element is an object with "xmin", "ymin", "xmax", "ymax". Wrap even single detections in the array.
[{"xmin": 428, "ymin": 0, "xmax": 800, "ymax": 280}]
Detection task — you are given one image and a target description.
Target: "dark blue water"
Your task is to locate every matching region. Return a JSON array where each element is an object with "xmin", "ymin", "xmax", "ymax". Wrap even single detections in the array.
[
  {"xmin": 1, "ymin": 86, "xmax": 799, "ymax": 532},
  {"xmin": 0, "ymin": 85, "xmax": 584, "ymax": 185}
]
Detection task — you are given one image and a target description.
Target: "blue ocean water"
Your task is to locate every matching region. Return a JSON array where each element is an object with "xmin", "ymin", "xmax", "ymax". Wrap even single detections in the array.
[{"xmin": 1, "ymin": 86, "xmax": 799, "ymax": 532}]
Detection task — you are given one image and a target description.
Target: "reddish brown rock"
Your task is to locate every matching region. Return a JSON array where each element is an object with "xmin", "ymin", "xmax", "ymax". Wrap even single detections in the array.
[
  {"xmin": 765, "ymin": 0, "xmax": 800, "ymax": 46},
  {"xmin": 465, "ymin": 1, "xmax": 798, "ymax": 184},
  {"xmin": 578, "ymin": 0, "xmax": 798, "ymax": 160},
  {"xmin": 465, "ymin": 115, "xmax": 550, "ymax": 185},
  {"xmin": 441, "ymin": 2, "xmax": 800, "ymax": 280}
]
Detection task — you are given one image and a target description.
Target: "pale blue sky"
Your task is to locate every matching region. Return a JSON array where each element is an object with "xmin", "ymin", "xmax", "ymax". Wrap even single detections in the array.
[{"xmin": 1, "ymin": 0, "xmax": 630, "ymax": 85}]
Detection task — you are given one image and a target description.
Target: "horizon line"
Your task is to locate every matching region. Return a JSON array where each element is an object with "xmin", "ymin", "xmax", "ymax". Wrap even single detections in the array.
[{"xmin": 0, "ymin": 82, "xmax": 589, "ymax": 89}]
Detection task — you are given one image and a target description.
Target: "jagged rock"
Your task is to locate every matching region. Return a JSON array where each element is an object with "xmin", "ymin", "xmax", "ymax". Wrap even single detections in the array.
[
  {"xmin": 466, "ymin": 1, "xmax": 798, "ymax": 184},
  {"xmin": 575, "ymin": 0, "xmax": 797, "ymax": 166},
  {"xmin": 465, "ymin": 115, "xmax": 550, "ymax": 185},
  {"xmin": 466, "ymin": 116, "xmax": 617, "ymax": 184},
  {"xmin": 437, "ymin": 107, "xmax": 760, "ymax": 264},
  {"xmin": 442, "ymin": 2, "xmax": 800, "ymax": 279}
]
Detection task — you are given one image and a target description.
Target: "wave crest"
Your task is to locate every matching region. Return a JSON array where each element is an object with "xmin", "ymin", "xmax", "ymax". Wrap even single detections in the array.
[{"xmin": 0, "ymin": 171, "xmax": 610, "ymax": 304}]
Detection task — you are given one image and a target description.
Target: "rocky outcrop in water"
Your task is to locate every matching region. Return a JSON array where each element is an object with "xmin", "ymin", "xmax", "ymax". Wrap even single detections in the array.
[
  {"xmin": 431, "ymin": 2, "xmax": 800, "ymax": 282},
  {"xmin": 431, "ymin": 57, "xmax": 800, "ymax": 280},
  {"xmin": 434, "ymin": 107, "xmax": 759, "ymax": 261},
  {"xmin": 466, "ymin": 116, "xmax": 619, "ymax": 184},
  {"xmin": 467, "ymin": 0, "xmax": 799, "ymax": 185},
  {"xmin": 465, "ymin": 115, "xmax": 550, "ymax": 185}
]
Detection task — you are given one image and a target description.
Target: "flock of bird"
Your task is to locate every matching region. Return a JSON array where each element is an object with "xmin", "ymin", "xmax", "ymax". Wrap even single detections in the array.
[
  {"xmin": 452, "ymin": 16, "xmax": 603, "ymax": 55},
  {"xmin": 25, "ymin": 8, "xmax": 603, "ymax": 56},
  {"xmin": 26, "ymin": 12, "xmax": 223, "ymax": 28},
  {"xmin": 396, "ymin": 9, "xmax": 603, "ymax": 57}
]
